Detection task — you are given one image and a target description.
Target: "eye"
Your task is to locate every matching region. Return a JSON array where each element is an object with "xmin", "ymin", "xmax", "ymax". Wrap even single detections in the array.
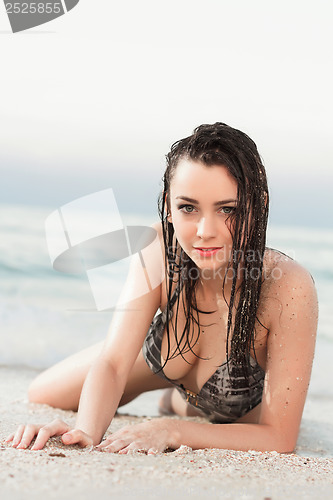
[
  {"xmin": 219, "ymin": 206, "xmax": 236, "ymax": 215},
  {"xmin": 178, "ymin": 204, "xmax": 197, "ymax": 214}
]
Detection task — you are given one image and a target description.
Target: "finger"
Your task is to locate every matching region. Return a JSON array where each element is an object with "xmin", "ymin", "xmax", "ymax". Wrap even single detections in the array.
[
  {"xmin": 96, "ymin": 440, "xmax": 111, "ymax": 449},
  {"xmin": 99, "ymin": 438, "xmax": 129, "ymax": 453},
  {"xmin": 119, "ymin": 443, "xmax": 147, "ymax": 455},
  {"xmin": 16, "ymin": 424, "xmax": 42, "ymax": 449},
  {"xmin": 118, "ymin": 447, "xmax": 129, "ymax": 455},
  {"xmin": 30, "ymin": 428, "xmax": 54, "ymax": 451},
  {"xmin": 48, "ymin": 419, "xmax": 71, "ymax": 437},
  {"xmin": 61, "ymin": 429, "xmax": 93, "ymax": 448},
  {"xmin": 95, "ymin": 426, "xmax": 130, "ymax": 450},
  {"xmin": 147, "ymin": 448, "xmax": 159, "ymax": 455},
  {"xmin": 11, "ymin": 425, "xmax": 29, "ymax": 447},
  {"xmin": 118, "ymin": 442, "xmax": 138, "ymax": 455},
  {"xmin": 96, "ymin": 436, "xmax": 114, "ymax": 449},
  {"xmin": 5, "ymin": 432, "xmax": 15, "ymax": 443},
  {"xmin": 31, "ymin": 420, "xmax": 70, "ymax": 451},
  {"xmin": 96, "ymin": 426, "xmax": 129, "ymax": 447}
]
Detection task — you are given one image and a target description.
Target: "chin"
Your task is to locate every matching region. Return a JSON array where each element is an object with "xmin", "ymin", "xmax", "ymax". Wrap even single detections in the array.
[{"xmin": 193, "ymin": 260, "xmax": 228, "ymax": 277}]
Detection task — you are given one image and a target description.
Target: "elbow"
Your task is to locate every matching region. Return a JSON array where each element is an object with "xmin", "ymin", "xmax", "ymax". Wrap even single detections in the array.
[
  {"xmin": 279, "ymin": 438, "xmax": 297, "ymax": 454},
  {"xmin": 265, "ymin": 426, "xmax": 297, "ymax": 454},
  {"xmin": 274, "ymin": 442, "xmax": 296, "ymax": 454}
]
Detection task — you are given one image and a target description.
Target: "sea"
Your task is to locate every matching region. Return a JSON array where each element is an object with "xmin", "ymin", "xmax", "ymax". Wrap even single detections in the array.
[{"xmin": 1, "ymin": 202, "xmax": 333, "ymax": 399}]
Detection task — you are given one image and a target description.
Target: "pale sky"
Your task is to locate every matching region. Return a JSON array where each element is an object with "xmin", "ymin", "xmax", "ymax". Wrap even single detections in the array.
[{"xmin": 0, "ymin": 0, "xmax": 332, "ymax": 227}]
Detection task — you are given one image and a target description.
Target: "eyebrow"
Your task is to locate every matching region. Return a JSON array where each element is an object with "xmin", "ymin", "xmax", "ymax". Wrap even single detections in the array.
[{"xmin": 175, "ymin": 196, "xmax": 237, "ymax": 206}]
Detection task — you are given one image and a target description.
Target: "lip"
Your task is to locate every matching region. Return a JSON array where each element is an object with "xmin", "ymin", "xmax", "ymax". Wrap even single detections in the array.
[{"xmin": 194, "ymin": 247, "xmax": 222, "ymax": 257}]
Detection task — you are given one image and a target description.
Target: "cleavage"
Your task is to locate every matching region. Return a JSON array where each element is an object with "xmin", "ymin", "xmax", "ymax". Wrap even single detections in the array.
[{"xmin": 160, "ymin": 316, "xmax": 228, "ymax": 394}]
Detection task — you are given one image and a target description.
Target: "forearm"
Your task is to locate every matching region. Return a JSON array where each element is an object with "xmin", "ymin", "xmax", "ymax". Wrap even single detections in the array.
[
  {"xmin": 75, "ymin": 358, "xmax": 126, "ymax": 445},
  {"xmin": 169, "ymin": 420, "xmax": 294, "ymax": 453}
]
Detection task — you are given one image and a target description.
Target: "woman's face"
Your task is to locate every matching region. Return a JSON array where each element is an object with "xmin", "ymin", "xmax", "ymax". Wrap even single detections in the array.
[{"xmin": 168, "ymin": 159, "xmax": 238, "ymax": 278}]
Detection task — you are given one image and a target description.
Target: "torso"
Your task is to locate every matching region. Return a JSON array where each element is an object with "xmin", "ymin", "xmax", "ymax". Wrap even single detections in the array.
[
  {"xmin": 157, "ymin": 250, "xmax": 281, "ymax": 394},
  {"xmin": 142, "ymin": 220, "xmax": 297, "ymax": 421},
  {"xmin": 142, "ymin": 238, "xmax": 294, "ymax": 422}
]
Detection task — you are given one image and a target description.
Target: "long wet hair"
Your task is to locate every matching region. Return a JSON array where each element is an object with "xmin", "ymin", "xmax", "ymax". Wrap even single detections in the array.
[{"xmin": 158, "ymin": 123, "xmax": 269, "ymax": 377}]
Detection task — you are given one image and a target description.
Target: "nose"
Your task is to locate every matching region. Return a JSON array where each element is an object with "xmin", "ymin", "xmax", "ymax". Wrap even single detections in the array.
[{"xmin": 196, "ymin": 216, "xmax": 217, "ymax": 240}]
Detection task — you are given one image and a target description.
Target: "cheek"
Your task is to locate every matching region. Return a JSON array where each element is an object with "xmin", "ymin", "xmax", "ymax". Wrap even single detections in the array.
[
  {"xmin": 173, "ymin": 222, "xmax": 193, "ymax": 243},
  {"xmin": 171, "ymin": 215, "xmax": 195, "ymax": 245}
]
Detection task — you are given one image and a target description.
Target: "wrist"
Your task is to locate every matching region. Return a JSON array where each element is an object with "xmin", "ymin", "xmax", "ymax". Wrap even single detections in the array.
[
  {"xmin": 162, "ymin": 418, "xmax": 181, "ymax": 450},
  {"xmin": 73, "ymin": 425, "xmax": 99, "ymax": 445}
]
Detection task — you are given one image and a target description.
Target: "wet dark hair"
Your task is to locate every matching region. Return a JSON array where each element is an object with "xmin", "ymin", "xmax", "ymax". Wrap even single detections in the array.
[{"xmin": 158, "ymin": 122, "xmax": 269, "ymax": 376}]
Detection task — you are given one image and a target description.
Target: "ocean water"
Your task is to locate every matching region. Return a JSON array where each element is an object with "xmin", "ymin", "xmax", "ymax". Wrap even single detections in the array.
[{"xmin": 1, "ymin": 202, "xmax": 332, "ymax": 399}]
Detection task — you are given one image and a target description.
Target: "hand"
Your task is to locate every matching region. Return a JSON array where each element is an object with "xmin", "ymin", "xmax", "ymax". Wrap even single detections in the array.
[
  {"xmin": 5, "ymin": 418, "xmax": 94, "ymax": 451},
  {"xmin": 96, "ymin": 418, "xmax": 173, "ymax": 455}
]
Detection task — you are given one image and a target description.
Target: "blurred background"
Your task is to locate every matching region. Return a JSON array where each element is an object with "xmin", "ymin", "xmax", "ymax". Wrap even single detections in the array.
[
  {"xmin": 1, "ymin": 0, "xmax": 332, "ymax": 224},
  {"xmin": 0, "ymin": 1, "xmax": 332, "ymax": 400}
]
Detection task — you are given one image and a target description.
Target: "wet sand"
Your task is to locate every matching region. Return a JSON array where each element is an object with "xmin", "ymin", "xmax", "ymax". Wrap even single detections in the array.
[{"xmin": 1, "ymin": 366, "xmax": 332, "ymax": 500}]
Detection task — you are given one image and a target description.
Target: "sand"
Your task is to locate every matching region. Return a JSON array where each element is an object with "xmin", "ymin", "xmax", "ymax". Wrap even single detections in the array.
[{"xmin": 0, "ymin": 366, "xmax": 332, "ymax": 500}]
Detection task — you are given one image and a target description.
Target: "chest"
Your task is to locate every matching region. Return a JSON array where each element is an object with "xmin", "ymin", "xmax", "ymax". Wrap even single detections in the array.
[{"xmin": 159, "ymin": 286, "xmax": 268, "ymax": 393}]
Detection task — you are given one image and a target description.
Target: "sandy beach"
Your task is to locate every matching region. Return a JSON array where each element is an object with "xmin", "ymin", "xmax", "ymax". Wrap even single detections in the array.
[
  {"xmin": 0, "ymin": 366, "xmax": 332, "ymax": 500},
  {"xmin": 1, "ymin": 209, "xmax": 333, "ymax": 499}
]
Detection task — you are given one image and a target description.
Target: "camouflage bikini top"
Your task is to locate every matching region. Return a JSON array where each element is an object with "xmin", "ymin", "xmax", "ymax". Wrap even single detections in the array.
[{"xmin": 142, "ymin": 287, "xmax": 265, "ymax": 423}]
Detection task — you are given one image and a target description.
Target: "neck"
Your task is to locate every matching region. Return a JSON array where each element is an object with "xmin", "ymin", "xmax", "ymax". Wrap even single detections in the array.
[{"xmin": 197, "ymin": 267, "xmax": 241, "ymax": 303}]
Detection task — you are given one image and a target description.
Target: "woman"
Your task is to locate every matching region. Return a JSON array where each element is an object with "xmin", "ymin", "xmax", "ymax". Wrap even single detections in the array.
[{"xmin": 6, "ymin": 123, "xmax": 318, "ymax": 454}]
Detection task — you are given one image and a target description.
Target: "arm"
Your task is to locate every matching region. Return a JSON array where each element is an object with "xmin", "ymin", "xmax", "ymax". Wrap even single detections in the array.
[
  {"xmin": 7, "ymin": 223, "xmax": 165, "ymax": 450},
  {"xmin": 99, "ymin": 258, "xmax": 318, "ymax": 453},
  {"xmin": 172, "ymin": 259, "xmax": 319, "ymax": 452},
  {"xmin": 74, "ymin": 292, "xmax": 160, "ymax": 446},
  {"xmin": 72, "ymin": 226, "xmax": 165, "ymax": 445}
]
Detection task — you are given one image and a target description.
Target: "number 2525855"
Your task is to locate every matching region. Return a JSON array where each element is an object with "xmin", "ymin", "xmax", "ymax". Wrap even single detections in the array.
[{"xmin": 5, "ymin": 3, "xmax": 62, "ymax": 14}]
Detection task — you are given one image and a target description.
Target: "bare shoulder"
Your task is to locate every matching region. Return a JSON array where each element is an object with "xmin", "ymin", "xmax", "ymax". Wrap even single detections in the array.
[
  {"xmin": 258, "ymin": 249, "xmax": 318, "ymax": 450},
  {"xmin": 151, "ymin": 220, "xmax": 179, "ymax": 270},
  {"xmin": 263, "ymin": 247, "xmax": 316, "ymax": 290},
  {"xmin": 151, "ymin": 220, "xmax": 163, "ymax": 234},
  {"xmin": 150, "ymin": 220, "xmax": 166, "ymax": 262},
  {"xmin": 261, "ymin": 248, "xmax": 318, "ymax": 327},
  {"xmin": 151, "ymin": 220, "xmax": 164, "ymax": 241}
]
